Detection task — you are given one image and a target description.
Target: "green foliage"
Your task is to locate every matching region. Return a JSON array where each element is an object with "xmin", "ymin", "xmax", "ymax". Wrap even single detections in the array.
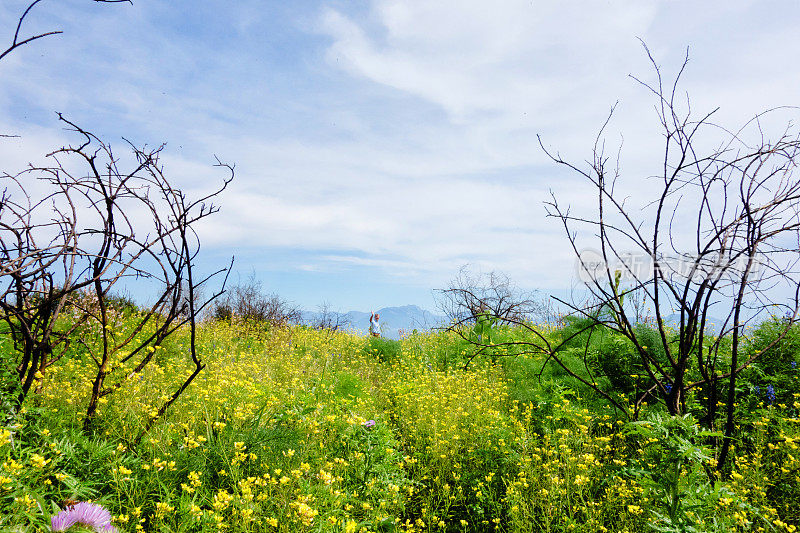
[
  {"xmin": 747, "ymin": 318, "xmax": 800, "ymax": 374},
  {"xmin": 363, "ymin": 336, "xmax": 403, "ymax": 363},
  {"xmin": 2, "ymin": 319, "xmax": 800, "ymax": 532},
  {"xmin": 331, "ymin": 371, "xmax": 367, "ymax": 400},
  {"xmin": 625, "ymin": 412, "xmax": 777, "ymax": 532},
  {"xmin": 741, "ymin": 317, "xmax": 800, "ymax": 406},
  {"xmin": 0, "ymin": 334, "xmax": 20, "ymax": 417},
  {"xmin": 105, "ymin": 293, "xmax": 140, "ymax": 316},
  {"xmin": 627, "ymin": 414, "xmax": 715, "ymax": 531},
  {"xmin": 471, "ymin": 311, "xmax": 497, "ymax": 346},
  {"xmin": 593, "ymin": 323, "xmax": 670, "ymax": 398}
]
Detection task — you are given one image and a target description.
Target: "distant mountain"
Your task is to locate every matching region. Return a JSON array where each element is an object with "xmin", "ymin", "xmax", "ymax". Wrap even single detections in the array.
[
  {"xmin": 302, "ymin": 305, "xmax": 447, "ymax": 339},
  {"xmin": 664, "ymin": 313, "xmax": 727, "ymax": 334}
]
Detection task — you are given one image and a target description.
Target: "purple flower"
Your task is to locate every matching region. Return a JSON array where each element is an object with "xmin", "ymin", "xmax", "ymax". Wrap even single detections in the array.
[
  {"xmin": 362, "ymin": 420, "xmax": 376, "ymax": 429},
  {"xmin": 51, "ymin": 502, "xmax": 118, "ymax": 533},
  {"xmin": 766, "ymin": 384, "xmax": 776, "ymax": 405}
]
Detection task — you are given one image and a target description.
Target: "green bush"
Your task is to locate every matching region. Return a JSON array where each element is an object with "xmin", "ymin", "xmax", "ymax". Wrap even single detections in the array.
[{"xmin": 363, "ymin": 337, "xmax": 403, "ymax": 364}]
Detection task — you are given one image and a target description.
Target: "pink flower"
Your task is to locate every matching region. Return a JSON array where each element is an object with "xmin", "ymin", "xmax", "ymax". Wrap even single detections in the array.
[{"xmin": 51, "ymin": 502, "xmax": 118, "ymax": 533}]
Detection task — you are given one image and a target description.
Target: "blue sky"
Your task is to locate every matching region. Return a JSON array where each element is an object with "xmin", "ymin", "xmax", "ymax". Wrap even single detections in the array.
[{"xmin": 1, "ymin": 0, "xmax": 799, "ymax": 313}]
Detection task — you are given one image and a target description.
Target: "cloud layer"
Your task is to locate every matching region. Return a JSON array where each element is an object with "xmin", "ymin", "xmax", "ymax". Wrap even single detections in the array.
[{"xmin": 2, "ymin": 0, "xmax": 799, "ymax": 308}]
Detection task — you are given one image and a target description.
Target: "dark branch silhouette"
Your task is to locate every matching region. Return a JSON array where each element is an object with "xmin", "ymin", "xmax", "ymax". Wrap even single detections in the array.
[
  {"xmin": 0, "ymin": 0, "xmax": 130, "ymax": 63},
  {"xmin": 448, "ymin": 46, "xmax": 800, "ymax": 474},
  {"xmin": 539, "ymin": 47, "xmax": 800, "ymax": 472},
  {"xmin": 0, "ymin": 115, "xmax": 232, "ymax": 436}
]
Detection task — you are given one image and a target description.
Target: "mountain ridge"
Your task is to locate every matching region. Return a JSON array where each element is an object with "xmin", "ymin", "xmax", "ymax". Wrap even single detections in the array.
[{"xmin": 302, "ymin": 304, "xmax": 447, "ymax": 339}]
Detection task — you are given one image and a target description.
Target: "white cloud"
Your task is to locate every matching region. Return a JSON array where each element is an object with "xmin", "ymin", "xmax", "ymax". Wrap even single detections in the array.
[
  {"xmin": 3, "ymin": 0, "xmax": 800, "ymax": 308},
  {"xmin": 320, "ymin": 1, "xmax": 658, "ymax": 121}
]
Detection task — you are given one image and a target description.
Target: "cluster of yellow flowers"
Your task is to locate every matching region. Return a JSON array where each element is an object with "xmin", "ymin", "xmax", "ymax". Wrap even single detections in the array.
[{"xmin": 2, "ymin": 319, "xmax": 798, "ymax": 532}]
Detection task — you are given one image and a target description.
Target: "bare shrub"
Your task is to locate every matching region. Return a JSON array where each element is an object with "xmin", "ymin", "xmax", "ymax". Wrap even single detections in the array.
[
  {"xmin": 436, "ymin": 265, "xmax": 549, "ymax": 326},
  {"xmin": 308, "ymin": 301, "xmax": 347, "ymax": 332},
  {"xmin": 0, "ymin": 116, "xmax": 232, "ymax": 434},
  {"xmin": 211, "ymin": 274, "xmax": 301, "ymax": 327}
]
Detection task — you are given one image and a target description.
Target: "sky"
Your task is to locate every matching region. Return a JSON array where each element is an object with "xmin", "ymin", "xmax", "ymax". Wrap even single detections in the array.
[{"xmin": 1, "ymin": 0, "xmax": 799, "ymax": 314}]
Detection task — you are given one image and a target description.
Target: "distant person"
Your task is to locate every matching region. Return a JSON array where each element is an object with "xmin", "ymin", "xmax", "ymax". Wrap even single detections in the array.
[{"xmin": 369, "ymin": 312, "xmax": 381, "ymax": 337}]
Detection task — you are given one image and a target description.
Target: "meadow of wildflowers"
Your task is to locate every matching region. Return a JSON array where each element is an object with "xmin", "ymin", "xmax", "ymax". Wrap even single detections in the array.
[{"xmin": 1, "ymin": 316, "xmax": 799, "ymax": 532}]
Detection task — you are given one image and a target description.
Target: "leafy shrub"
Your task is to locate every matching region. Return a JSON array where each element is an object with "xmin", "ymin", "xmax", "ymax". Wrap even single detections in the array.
[
  {"xmin": 741, "ymin": 317, "xmax": 800, "ymax": 406},
  {"xmin": 363, "ymin": 337, "xmax": 402, "ymax": 364}
]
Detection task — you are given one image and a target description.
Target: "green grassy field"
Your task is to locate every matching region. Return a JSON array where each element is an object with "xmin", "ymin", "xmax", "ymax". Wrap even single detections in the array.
[{"xmin": 1, "ymin": 317, "xmax": 799, "ymax": 532}]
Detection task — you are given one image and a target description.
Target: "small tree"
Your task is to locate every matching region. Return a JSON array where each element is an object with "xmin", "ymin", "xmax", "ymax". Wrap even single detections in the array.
[
  {"xmin": 534, "ymin": 45, "xmax": 800, "ymax": 471},
  {"xmin": 211, "ymin": 274, "xmax": 301, "ymax": 327},
  {"xmin": 0, "ymin": 116, "xmax": 233, "ymax": 434},
  {"xmin": 437, "ymin": 265, "xmax": 547, "ymax": 326},
  {"xmin": 437, "ymin": 266, "xmax": 555, "ymax": 367},
  {"xmin": 0, "ymin": 1, "xmax": 231, "ymax": 437},
  {"xmin": 308, "ymin": 301, "xmax": 347, "ymax": 332}
]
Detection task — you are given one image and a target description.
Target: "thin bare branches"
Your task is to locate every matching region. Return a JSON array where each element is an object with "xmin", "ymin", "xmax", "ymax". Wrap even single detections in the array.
[
  {"xmin": 538, "ymin": 45, "xmax": 800, "ymax": 472},
  {"xmin": 0, "ymin": 115, "xmax": 232, "ymax": 436},
  {"xmin": 463, "ymin": 45, "xmax": 800, "ymax": 473},
  {"xmin": 0, "ymin": 0, "xmax": 130, "ymax": 64},
  {"xmin": 437, "ymin": 265, "xmax": 549, "ymax": 326}
]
